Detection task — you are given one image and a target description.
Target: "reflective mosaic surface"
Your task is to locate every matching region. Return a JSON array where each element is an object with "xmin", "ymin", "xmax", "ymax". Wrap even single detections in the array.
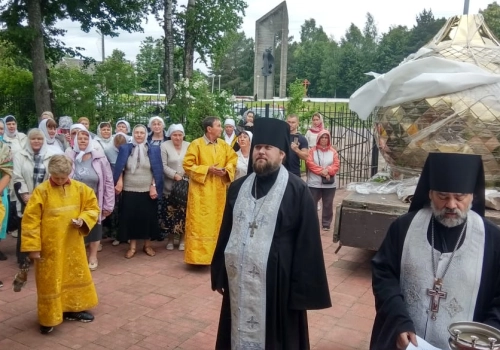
[{"xmin": 374, "ymin": 15, "xmax": 500, "ymax": 184}]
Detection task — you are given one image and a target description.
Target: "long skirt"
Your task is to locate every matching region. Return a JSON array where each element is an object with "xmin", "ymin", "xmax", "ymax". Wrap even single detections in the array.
[
  {"xmin": 102, "ymin": 193, "xmax": 121, "ymax": 239},
  {"xmin": 118, "ymin": 191, "xmax": 160, "ymax": 241},
  {"xmin": 84, "ymin": 224, "xmax": 102, "ymax": 244},
  {"xmin": 158, "ymin": 194, "xmax": 187, "ymax": 240}
]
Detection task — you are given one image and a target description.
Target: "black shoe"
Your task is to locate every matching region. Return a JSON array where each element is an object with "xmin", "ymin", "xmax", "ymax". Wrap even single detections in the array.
[
  {"xmin": 322, "ymin": 226, "xmax": 330, "ymax": 231},
  {"xmin": 0, "ymin": 281, "xmax": 3, "ymax": 288},
  {"xmin": 63, "ymin": 311, "xmax": 94, "ymax": 323},
  {"xmin": 0, "ymin": 250, "xmax": 7, "ymax": 261},
  {"xmin": 40, "ymin": 325, "xmax": 54, "ymax": 334}
]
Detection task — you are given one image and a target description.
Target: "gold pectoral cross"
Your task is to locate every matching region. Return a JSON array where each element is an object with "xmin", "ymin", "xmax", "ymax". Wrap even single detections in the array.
[
  {"xmin": 248, "ymin": 221, "xmax": 258, "ymax": 237},
  {"xmin": 427, "ymin": 278, "xmax": 447, "ymax": 321}
]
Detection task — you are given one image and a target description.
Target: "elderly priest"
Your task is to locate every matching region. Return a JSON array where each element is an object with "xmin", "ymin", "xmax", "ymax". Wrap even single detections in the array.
[{"xmin": 370, "ymin": 152, "xmax": 500, "ymax": 350}]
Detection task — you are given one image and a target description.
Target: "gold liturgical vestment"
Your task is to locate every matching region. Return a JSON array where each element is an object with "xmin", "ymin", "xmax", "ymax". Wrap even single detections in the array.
[
  {"xmin": 183, "ymin": 137, "xmax": 237, "ymax": 264},
  {"xmin": 21, "ymin": 180, "xmax": 100, "ymax": 327}
]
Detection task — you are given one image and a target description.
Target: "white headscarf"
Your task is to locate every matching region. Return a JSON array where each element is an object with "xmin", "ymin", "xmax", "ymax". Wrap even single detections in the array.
[
  {"xmin": 70, "ymin": 123, "xmax": 87, "ymax": 133},
  {"xmin": 39, "ymin": 119, "xmax": 56, "ymax": 145},
  {"xmin": 129, "ymin": 124, "xmax": 147, "ymax": 174},
  {"xmin": 116, "ymin": 120, "xmax": 131, "ymax": 134},
  {"xmin": 25, "ymin": 128, "xmax": 48, "ymax": 156},
  {"xmin": 240, "ymin": 130, "xmax": 253, "ymax": 143},
  {"xmin": 166, "ymin": 124, "xmax": 185, "ymax": 137},
  {"xmin": 4, "ymin": 115, "xmax": 17, "ymax": 138},
  {"xmin": 97, "ymin": 122, "xmax": 113, "ymax": 144},
  {"xmin": 72, "ymin": 130, "xmax": 94, "ymax": 163},
  {"xmin": 148, "ymin": 116, "xmax": 165, "ymax": 129}
]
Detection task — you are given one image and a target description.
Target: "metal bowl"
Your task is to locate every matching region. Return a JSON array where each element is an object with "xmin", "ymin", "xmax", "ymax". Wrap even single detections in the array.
[{"xmin": 448, "ymin": 321, "xmax": 500, "ymax": 349}]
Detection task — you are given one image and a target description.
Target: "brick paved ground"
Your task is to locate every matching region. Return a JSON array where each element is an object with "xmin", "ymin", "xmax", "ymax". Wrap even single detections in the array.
[{"xmin": 0, "ymin": 189, "xmax": 376, "ymax": 349}]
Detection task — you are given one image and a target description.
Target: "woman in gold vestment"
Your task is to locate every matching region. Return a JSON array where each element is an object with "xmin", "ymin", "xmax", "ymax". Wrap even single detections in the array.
[{"xmin": 21, "ymin": 155, "xmax": 100, "ymax": 334}]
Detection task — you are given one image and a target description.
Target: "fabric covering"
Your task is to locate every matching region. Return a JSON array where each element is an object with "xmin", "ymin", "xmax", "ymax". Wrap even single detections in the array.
[{"xmin": 20, "ymin": 180, "xmax": 100, "ymax": 327}]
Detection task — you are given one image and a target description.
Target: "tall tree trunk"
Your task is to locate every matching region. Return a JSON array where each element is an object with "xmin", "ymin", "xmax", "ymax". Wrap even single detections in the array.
[
  {"xmin": 163, "ymin": 0, "xmax": 174, "ymax": 100},
  {"xmin": 27, "ymin": 0, "xmax": 51, "ymax": 117},
  {"xmin": 183, "ymin": 0, "xmax": 196, "ymax": 79}
]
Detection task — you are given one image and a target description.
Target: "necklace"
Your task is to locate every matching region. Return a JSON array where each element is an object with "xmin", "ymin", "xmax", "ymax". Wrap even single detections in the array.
[
  {"xmin": 248, "ymin": 177, "xmax": 269, "ymax": 237},
  {"xmin": 427, "ymin": 217, "xmax": 467, "ymax": 321}
]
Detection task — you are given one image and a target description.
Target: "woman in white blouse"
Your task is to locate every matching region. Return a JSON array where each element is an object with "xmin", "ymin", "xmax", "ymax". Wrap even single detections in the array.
[
  {"xmin": 160, "ymin": 124, "xmax": 190, "ymax": 251},
  {"xmin": 235, "ymin": 130, "xmax": 252, "ymax": 180}
]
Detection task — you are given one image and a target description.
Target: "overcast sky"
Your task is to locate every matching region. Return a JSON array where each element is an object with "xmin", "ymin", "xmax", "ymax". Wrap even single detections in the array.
[{"xmin": 59, "ymin": 0, "xmax": 493, "ymax": 71}]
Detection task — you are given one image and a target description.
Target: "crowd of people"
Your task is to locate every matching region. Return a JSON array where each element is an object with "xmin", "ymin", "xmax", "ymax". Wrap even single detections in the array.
[{"xmin": 0, "ymin": 111, "xmax": 340, "ymax": 343}]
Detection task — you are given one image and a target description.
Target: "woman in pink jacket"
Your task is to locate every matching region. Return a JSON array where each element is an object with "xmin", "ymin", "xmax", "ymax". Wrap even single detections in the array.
[
  {"xmin": 306, "ymin": 129, "xmax": 340, "ymax": 231},
  {"xmin": 66, "ymin": 129, "xmax": 115, "ymax": 270}
]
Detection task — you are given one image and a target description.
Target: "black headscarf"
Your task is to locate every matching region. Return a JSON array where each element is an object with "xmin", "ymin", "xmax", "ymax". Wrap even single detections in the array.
[
  {"xmin": 408, "ymin": 152, "xmax": 486, "ymax": 216},
  {"xmin": 247, "ymin": 118, "xmax": 291, "ymax": 175}
]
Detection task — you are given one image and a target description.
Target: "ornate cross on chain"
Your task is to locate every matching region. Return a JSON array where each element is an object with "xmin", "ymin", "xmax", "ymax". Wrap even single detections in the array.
[
  {"xmin": 427, "ymin": 278, "xmax": 447, "ymax": 320},
  {"xmin": 248, "ymin": 221, "xmax": 258, "ymax": 237}
]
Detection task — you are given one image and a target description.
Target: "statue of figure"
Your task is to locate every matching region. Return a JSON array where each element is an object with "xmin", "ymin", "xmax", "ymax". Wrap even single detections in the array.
[{"xmin": 261, "ymin": 48, "xmax": 274, "ymax": 77}]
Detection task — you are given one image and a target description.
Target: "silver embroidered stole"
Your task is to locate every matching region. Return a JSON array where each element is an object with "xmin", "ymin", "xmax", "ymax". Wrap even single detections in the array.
[
  {"xmin": 224, "ymin": 165, "xmax": 289, "ymax": 350},
  {"xmin": 401, "ymin": 208, "xmax": 484, "ymax": 349}
]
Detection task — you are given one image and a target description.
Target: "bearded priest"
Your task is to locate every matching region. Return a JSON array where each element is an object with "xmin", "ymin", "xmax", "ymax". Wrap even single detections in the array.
[{"xmin": 370, "ymin": 152, "xmax": 500, "ymax": 350}]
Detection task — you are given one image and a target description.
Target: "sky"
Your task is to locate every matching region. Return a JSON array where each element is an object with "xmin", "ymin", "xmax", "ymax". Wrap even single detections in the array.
[{"xmin": 58, "ymin": 0, "xmax": 494, "ymax": 71}]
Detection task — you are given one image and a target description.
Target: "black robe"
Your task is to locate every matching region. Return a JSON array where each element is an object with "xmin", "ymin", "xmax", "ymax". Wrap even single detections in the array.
[
  {"xmin": 211, "ymin": 168, "xmax": 332, "ymax": 350},
  {"xmin": 370, "ymin": 210, "xmax": 500, "ymax": 350}
]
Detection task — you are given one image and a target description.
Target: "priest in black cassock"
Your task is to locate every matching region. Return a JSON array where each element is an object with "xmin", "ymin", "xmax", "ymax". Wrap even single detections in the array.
[
  {"xmin": 371, "ymin": 152, "xmax": 500, "ymax": 350},
  {"xmin": 211, "ymin": 117, "xmax": 331, "ymax": 350}
]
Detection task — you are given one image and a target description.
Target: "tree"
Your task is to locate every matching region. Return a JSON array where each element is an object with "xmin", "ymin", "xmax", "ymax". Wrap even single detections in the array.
[
  {"xmin": 210, "ymin": 31, "xmax": 254, "ymax": 95},
  {"xmin": 405, "ymin": 9, "xmax": 446, "ymax": 55},
  {"xmin": 291, "ymin": 19, "xmax": 331, "ymax": 96},
  {"xmin": 95, "ymin": 50, "xmax": 135, "ymax": 95},
  {"xmin": 136, "ymin": 37, "xmax": 165, "ymax": 93},
  {"xmin": 375, "ymin": 25, "xmax": 411, "ymax": 73},
  {"xmin": 177, "ymin": 0, "xmax": 248, "ymax": 78},
  {"xmin": 480, "ymin": 1, "xmax": 500, "ymax": 39},
  {"xmin": 163, "ymin": 0, "xmax": 175, "ymax": 100},
  {"xmin": 0, "ymin": 0, "xmax": 150, "ymax": 116}
]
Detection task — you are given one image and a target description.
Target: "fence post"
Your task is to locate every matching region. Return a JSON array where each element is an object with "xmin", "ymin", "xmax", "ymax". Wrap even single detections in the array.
[
  {"xmin": 371, "ymin": 134, "xmax": 379, "ymax": 177},
  {"xmin": 265, "ymin": 103, "xmax": 270, "ymax": 118}
]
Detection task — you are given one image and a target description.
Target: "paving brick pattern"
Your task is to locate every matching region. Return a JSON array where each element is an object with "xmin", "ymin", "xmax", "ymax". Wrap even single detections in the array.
[{"xmin": 0, "ymin": 189, "xmax": 376, "ymax": 349}]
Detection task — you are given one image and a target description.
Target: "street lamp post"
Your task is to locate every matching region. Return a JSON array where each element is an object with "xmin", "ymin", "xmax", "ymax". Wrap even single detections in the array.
[
  {"xmin": 115, "ymin": 73, "xmax": 119, "ymax": 95},
  {"xmin": 256, "ymin": 75, "xmax": 260, "ymax": 100},
  {"xmin": 157, "ymin": 74, "xmax": 161, "ymax": 101},
  {"xmin": 211, "ymin": 75, "xmax": 215, "ymax": 94},
  {"xmin": 218, "ymin": 75, "xmax": 221, "ymax": 92},
  {"xmin": 134, "ymin": 71, "xmax": 138, "ymax": 93},
  {"xmin": 463, "ymin": 0, "xmax": 469, "ymax": 14}
]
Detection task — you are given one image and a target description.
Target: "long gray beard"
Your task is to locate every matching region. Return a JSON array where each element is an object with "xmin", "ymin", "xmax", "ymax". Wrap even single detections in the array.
[{"xmin": 431, "ymin": 201, "xmax": 472, "ymax": 228}]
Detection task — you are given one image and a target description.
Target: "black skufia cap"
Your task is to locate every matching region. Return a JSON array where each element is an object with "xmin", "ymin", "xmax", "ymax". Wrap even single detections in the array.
[
  {"xmin": 408, "ymin": 152, "xmax": 485, "ymax": 216},
  {"xmin": 247, "ymin": 118, "xmax": 291, "ymax": 174}
]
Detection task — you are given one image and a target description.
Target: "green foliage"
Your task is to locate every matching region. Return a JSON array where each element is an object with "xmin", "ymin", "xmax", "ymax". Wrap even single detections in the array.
[
  {"xmin": 480, "ymin": 2, "xmax": 500, "ymax": 39},
  {"xmin": 209, "ymin": 31, "xmax": 254, "ymax": 95},
  {"xmin": 50, "ymin": 65, "xmax": 98, "ymax": 122},
  {"xmin": 94, "ymin": 49, "xmax": 136, "ymax": 95},
  {"xmin": 0, "ymin": 0, "xmax": 150, "ymax": 63},
  {"xmin": 0, "ymin": 66, "xmax": 33, "ymax": 96},
  {"xmin": 287, "ymin": 79, "xmax": 306, "ymax": 116},
  {"xmin": 167, "ymin": 72, "xmax": 235, "ymax": 141},
  {"xmin": 176, "ymin": 0, "xmax": 248, "ymax": 69},
  {"xmin": 135, "ymin": 37, "xmax": 165, "ymax": 93}
]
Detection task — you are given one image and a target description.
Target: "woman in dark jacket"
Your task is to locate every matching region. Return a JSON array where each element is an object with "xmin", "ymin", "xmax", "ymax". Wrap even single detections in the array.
[{"xmin": 113, "ymin": 124, "xmax": 163, "ymax": 258}]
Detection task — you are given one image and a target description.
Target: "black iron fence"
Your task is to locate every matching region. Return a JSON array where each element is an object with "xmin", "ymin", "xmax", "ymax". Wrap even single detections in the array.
[
  {"xmin": 232, "ymin": 100, "xmax": 378, "ymax": 187},
  {"xmin": 0, "ymin": 95, "xmax": 378, "ymax": 187}
]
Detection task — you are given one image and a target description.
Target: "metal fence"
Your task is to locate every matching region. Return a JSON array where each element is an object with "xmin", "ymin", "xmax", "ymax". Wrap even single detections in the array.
[
  {"xmin": 0, "ymin": 95, "xmax": 378, "ymax": 187},
  {"xmin": 232, "ymin": 100, "xmax": 378, "ymax": 188}
]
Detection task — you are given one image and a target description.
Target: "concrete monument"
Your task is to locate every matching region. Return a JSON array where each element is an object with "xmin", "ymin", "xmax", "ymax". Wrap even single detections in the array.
[{"xmin": 254, "ymin": 1, "xmax": 288, "ymax": 99}]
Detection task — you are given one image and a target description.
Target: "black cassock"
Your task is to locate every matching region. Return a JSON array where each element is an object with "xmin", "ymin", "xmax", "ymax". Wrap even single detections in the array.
[
  {"xmin": 371, "ymin": 210, "xmax": 500, "ymax": 350},
  {"xmin": 211, "ymin": 169, "xmax": 332, "ymax": 350}
]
